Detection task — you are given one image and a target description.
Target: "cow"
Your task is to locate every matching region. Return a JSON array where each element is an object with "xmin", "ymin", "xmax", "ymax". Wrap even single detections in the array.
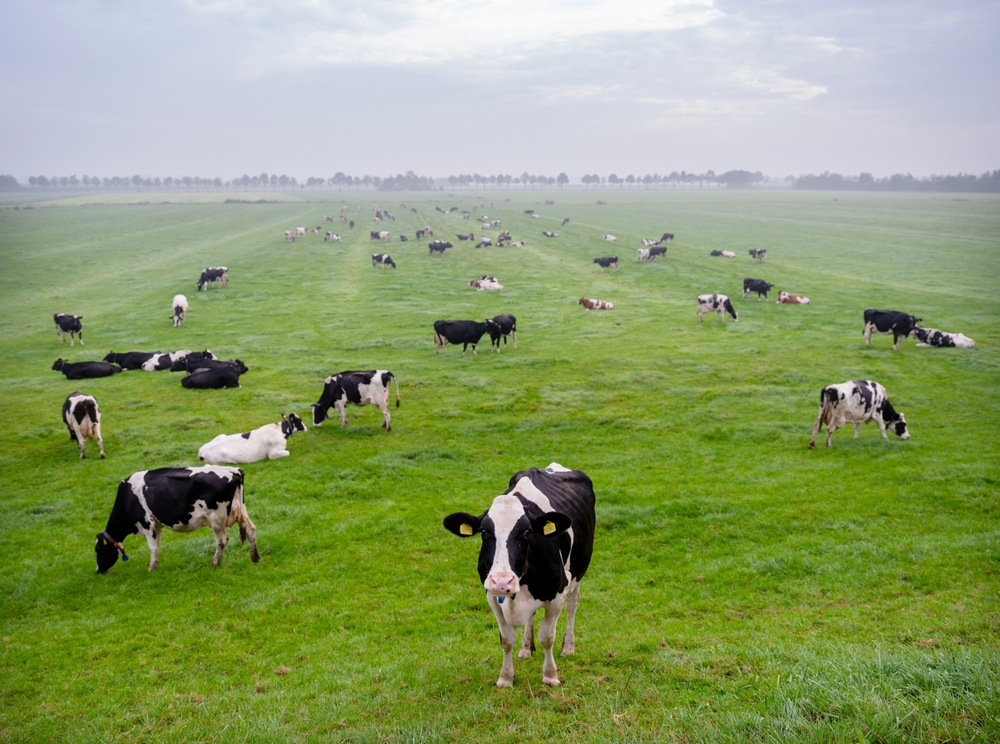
[
  {"xmin": 697, "ymin": 294, "xmax": 738, "ymax": 322},
  {"xmin": 524, "ymin": 210, "xmax": 535, "ymax": 215},
  {"xmin": 709, "ymin": 250, "xmax": 735, "ymax": 258},
  {"xmin": 311, "ymin": 370, "xmax": 399, "ymax": 431},
  {"xmin": 578, "ymin": 297, "xmax": 613, "ymax": 310},
  {"xmin": 186, "ymin": 358, "xmax": 248, "ymax": 375},
  {"xmin": 52, "ymin": 359, "xmax": 122, "ymax": 379},
  {"xmin": 198, "ymin": 413, "xmax": 307, "ymax": 464},
  {"xmin": 434, "ymin": 320, "xmax": 488, "ymax": 355},
  {"xmin": 370, "ymin": 231, "xmax": 380, "ymax": 241},
  {"xmin": 749, "ymin": 248, "xmax": 767, "ymax": 263},
  {"xmin": 95, "ymin": 466, "xmax": 258, "ymax": 573},
  {"xmin": 172, "ymin": 294, "xmax": 188, "ymax": 327},
  {"xmin": 311, "ymin": 226, "xmax": 321, "ymax": 233},
  {"xmin": 324, "ymin": 232, "xmax": 342, "ymax": 242},
  {"xmin": 372, "ymin": 253, "xmax": 396, "ymax": 268},
  {"xmin": 602, "ymin": 235, "xmax": 617, "ymax": 242},
  {"xmin": 103, "ymin": 351, "xmax": 161, "ymax": 371},
  {"xmin": 285, "ymin": 231, "xmax": 295, "ymax": 242},
  {"xmin": 379, "ymin": 231, "xmax": 391, "ymax": 242},
  {"xmin": 399, "ymin": 235, "xmax": 408, "ymax": 242},
  {"xmin": 742, "ymin": 278, "xmax": 774, "ymax": 300},
  {"xmin": 140, "ymin": 350, "xmax": 186, "ymax": 372},
  {"xmin": 660, "ymin": 232, "xmax": 675, "ymax": 242},
  {"xmin": 637, "ymin": 248, "xmax": 651, "ymax": 262},
  {"xmin": 197, "ymin": 267, "xmax": 228, "ymax": 291},
  {"xmin": 512, "ymin": 241, "xmax": 525, "ymax": 247},
  {"xmin": 593, "ymin": 256, "xmax": 618, "ymax": 272},
  {"xmin": 562, "ymin": 218, "xmax": 570, "ymax": 226},
  {"xmin": 429, "ymin": 241, "xmax": 452, "ymax": 254},
  {"xmin": 62, "ymin": 392, "xmax": 105, "ymax": 459},
  {"xmin": 863, "ymin": 310, "xmax": 922, "ymax": 351},
  {"xmin": 296, "ymin": 227, "xmax": 306, "ymax": 237},
  {"xmin": 470, "ymin": 278, "xmax": 503, "ymax": 291},
  {"xmin": 641, "ymin": 238, "xmax": 661, "ymax": 247},
  {"xmin": 476, "ymin": 239, "xmax": 493, "ymax": 248},
  {"xmin": 54, "ymin": 314, "xmax": 83, "ymax": 346},
  {"xmin": 486, "ymin": 314, "xmax": 516, "ymax": 352},
  {"xmin": 542, "ymin": 231, "xmax": 558, "ymax": 238},
  {"xmin": 457, "ymin": 233, "xmax": 473, "ymax": 241},
  {"xmin": 181, "ymin": 364, "xmax": 243, "ymax": 389},
  {"xmin": 649, "ymin": 246, "xmax": 667, "ymax": 260},
  {"xmin": 349, "ymin": 220, "xmax": 355, "ymax": 229},
  {"xmin": 498, "ymin": 230, "xmax": 511, "ymax": 240},
  {"xmin": 777, "ymin": 291, "xmax": 810, "ymax": 305},
  {"xmin": 322, "ymin": 215, "xmax": 334, "ymax": 222},
  {"xmin": 416, "ymin": 229, "xmax": 426, "ymax": 239},
  {"xmin": 490, "ymin": 220, "xmax": 502, "ymax": 229},
  {"xmin": 808, "ymin": 380, "xmax": 909, "ymax": 449},
  {"xmin": 443, "ymin": 463, "xmax": 595, "ymax": 687},
  {"xmin": 169, "ymin": 349, "xmax": 215, "ymax": 372},
  {"xmin": 912, "ymin": 327, "xmax": 976, "ymax": 348}
]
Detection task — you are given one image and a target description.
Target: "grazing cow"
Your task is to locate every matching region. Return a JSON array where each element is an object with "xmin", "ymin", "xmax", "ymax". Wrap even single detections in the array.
[
  {"xmin": 285, "ymin": 231, "xmax": 295, "ymax": 242},
  {"xmin": 197, "ymin": 267, "xmax": 228, "ymax": 291},
  {"xmin": 296, "ymin": 227, "xmax": 306, "ymax": 237},
  {"xmin": 52, "ymin": 359, "xmax": 122, "ymax": 379},
  {"xmin": 370, "ymin": 231, "xmax": 380, "ymax": 241},
  {"xmin": 742, "ymin": 278, "xmax": 774, "ymax": 300},
  {"xmin": 169, "ymin": 349, "xmax": 215, "ymax": 372},
  {"xmin": 486, "ymin": 314, "xmax": 517, "ymax": 352},
  {"xmin": 777, "ymin": 291, "xmax": 810, "ymax": 305},
  {"xmin": 490, "ymin": 220, "xmax": 502, "ymax": 229},
  {"xmin": 443, "ymin": 463, "xmax": 596, "ymax": 687},
  {"xmin": 416, "ymin": 229, "xmax": 426, "ymax": 240},
  {"xmin": 809, "ymin": 380, "xmax": 909, "ymax": 449},
  {"xmin": 324, "ymin": 232, "xmax": 342, "ymax": 242},
  {"xmin": 648, "ymin": 246, "xmax": 666, "ymax": 260},
  {"xmin": 578, "ymin": 297, "xmax": 613, "ymax": 310},
  {"xmin": 637, "ymin": 248, "xmax": 651, "ymax": 262},
  {"xmin": 172, "ymin": 294, "xmax": 188, "ymax": 327},
  {"xmin": 372, "ymin": 253, "xmax": 396, "ymax": 268},
  {"xmin": 660, "ymin": 232, "xmax": 675, "ymax": 242},
  {"xmin": 593, "ymin": 256, "xmax": 618, "ymax": 272},
  {"xmin": 413, "ymin": 209, "xmax": 419, "ymax": 214},
  {"xmin": 311, "ymin": 370, "xmax": 399, "ymax": 431},
  {"xmin": 542, "ymin": 231, "xmax": 559, "ymax": 238},
  {"xmin": 422, "ymin": 226, "xmax": 434, "ymax": 236},
  {"xmin": 198, "ymin": 413, "xmax": 307, "ymax": 464},
  {"xmin": 311, "ymin": 226, "xmax": 321, "ymax": 233},
  {"xmin": 323, "ymin": 215, "xmax": 334, "ymax": 222},
  {"xmin": 434, "ymin": 320, "xmax": 488, "ymax": 355},
  {"xmin": 749, "ymin": 248, "xmax": 767, "ymax": 263},
  {"xmin": 436, "ymin": 206, "xmax": 446, "ymax": 213},
  {"xmin": 62, "ymin": 392, "xmax": 105, "ymax": 459},
  {"xmin": 181, "ymin": 364, "xmax": 243, "ymax": 389},
  {"xmin": 476, "ymin": 239, "xmax": 493, "ymax": 248},
  {"xmin": 399, "ymin": 235, "xmax": 408, "ymax": 242},
  {"xmin": 602, "ymin": 235, "xmax": 617, "ymax": 242},
  {"xmin": 863, "ymin": 309, "xmax": 922, "ymax": 350},
  {"xmin": 562, "ymin": 218, "xmax": 570, "ymax": 226},
  {"xmin": 379, "ymin": 231, "xmax": 391, "ymax": 242},
  {"xmin": 697, "ymin": 294, "xmax": 738, "ymax": 322},
  {"xmin": 470, "ymin": 278, "xmax": 503, "ymax": 291},
  {"xmin": 54, "ymin": 314, "xmax": 84, "ymax": 346},
  {"xmin": 641, "ymin": 238, "xmax": 662, "ymax": 247},
  {"xmin": 103, "ymin": 351, "xmax": 161, "ymax": 371},
  {"xmin": 913, "ymin": 327, "xmax": 976, "ymax": 348},
  {"xmin": 95, "ymin": 466, "xmax": 258, "ymax": 572},
  {"xmin": 429, "ymin": 241, "xmax": 452, "ymax": 254},
  {"xmin": 498, "ymin": 230, "xmax": 511, "ymax": 240}
]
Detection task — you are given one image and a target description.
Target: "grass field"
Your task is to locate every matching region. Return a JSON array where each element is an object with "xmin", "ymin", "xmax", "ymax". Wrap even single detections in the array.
[{"xmin": 0, "ymin": 190, "xmax": 998, "ymax": 742}]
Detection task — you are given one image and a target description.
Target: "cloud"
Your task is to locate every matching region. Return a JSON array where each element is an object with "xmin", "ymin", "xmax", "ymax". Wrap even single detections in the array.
[{"xmin": 728, "ymin": 66, "xmax": 828, "ymax": 100}]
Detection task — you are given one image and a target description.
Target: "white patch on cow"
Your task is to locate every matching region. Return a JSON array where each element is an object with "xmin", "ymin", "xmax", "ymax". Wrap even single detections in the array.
[
  {"xmin": 545, "ymin": 462, "xmax": 570, "ymax": 473},
  {"xmin": 485, "ymin": 493, "xmax": 525, "ymax": 595}
]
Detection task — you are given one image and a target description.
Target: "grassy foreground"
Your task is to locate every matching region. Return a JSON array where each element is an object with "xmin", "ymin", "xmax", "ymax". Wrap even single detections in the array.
[{"xmin": 0, "ymin": 190, "xmax": 998, "ymax": 742}]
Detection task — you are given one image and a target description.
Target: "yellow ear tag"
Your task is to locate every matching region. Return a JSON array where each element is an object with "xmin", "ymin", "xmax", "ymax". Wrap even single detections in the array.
[
  {"xmin": 102, "ymin": 539, "xmax": 108, "ymax": 545},
  {"xmin": 460, "ymin": 523, "xmax": 473, "ymax": 536},
  {"xmin": 543, "ymin": 521, "xmax": 556, "ymax": 535}
]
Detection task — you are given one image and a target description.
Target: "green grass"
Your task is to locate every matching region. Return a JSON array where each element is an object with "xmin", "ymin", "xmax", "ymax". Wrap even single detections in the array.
[{"xmin": 0, "ymin": 190, "xmax": 998, "ymax": 743}]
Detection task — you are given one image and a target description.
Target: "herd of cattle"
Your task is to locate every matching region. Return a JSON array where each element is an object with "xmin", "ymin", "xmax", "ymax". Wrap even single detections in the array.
[{"xmin": 48, "ymin": 203, "xmax": 980, "ymax": 689}]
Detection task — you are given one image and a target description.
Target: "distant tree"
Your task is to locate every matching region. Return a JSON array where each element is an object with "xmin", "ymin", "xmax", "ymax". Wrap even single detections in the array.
[
  {"xmin": 557, "ymin": 172, "xmax": 569, "ymax": 188},
  {"xmin": 0, "ymin": 174, "xmax": 18, "ymax": 190},
  {"xmin": 38, "ymin": 176, "xmax": 50, "ymax": 187},
  {"xmin": 608, "ymin": 173, "xmax": 620, "ymax": 188},
  {"xmin": 626, "ymin": 174, "xmax": 635, "ymax": 189}
]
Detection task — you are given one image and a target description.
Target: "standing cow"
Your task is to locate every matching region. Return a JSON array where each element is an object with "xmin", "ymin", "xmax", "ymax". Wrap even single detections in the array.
[
  {"xmin": 808, "ymin": 380, "xmax": 909, "ymax": 448},
  {"xmin": 443, "ymin": 464, "xmax": 596, "ymax": 687},
  {"xmin": 62, "ymin": 392, "xmax": 105, "ymax": 459},
  {"xmin": 742, "ymin": 278, "xmax": 774, "ymax": 300},
  {"xmin": 54, "ymin": 314, "xmax": 84, "ymax": 346},
  {"xmin": 311, "ymin": 370, "xmax": 399, "ymax": 431},
  {"xmin": 697, "ymin": 294, "xmax": 738, "ymax": 322},
  {"xmin": 593, "ymin": 257, "xmax": 618, "ymax": 272},
  {"xmin": 485, "ymin": 314, "xmax": 517, "ymax": 352},
  {"xmin": 172, "ymin": 294, "xmax": 188, "ymax": 327},
  {"xmin": 863, "ymin": 310, "xmax": 921, "ymax": 350},
  {"xmin": 434, "ymin": 320, "xmax": 488, "ymax": 355}
]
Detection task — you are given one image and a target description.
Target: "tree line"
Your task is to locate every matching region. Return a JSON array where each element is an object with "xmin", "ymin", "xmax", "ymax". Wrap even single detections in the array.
[{"xmin": 793, "ymin": 170, "xmax": 1000, "ymax": 193}]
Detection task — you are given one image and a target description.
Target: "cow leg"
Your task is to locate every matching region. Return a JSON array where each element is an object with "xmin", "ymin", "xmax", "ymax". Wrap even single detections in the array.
[
  {"xmin": 892, "ymin": 334, "xmax": 901, "ymax": 351},
  {"xmin": 94, "ymin": 425, "xmax": 105, "ymax": 459},
  {"xmin": 538, "ymin": 601, "xmax": 565, "ymax": 686},
  {"xmin": 69, "ymin": 332, "xmax": 75, "ymax": 347},
  {"xmin": 78, "ymin": 331, "xmax": 83, "ymax": 346},
  {"xmin": 854, "ymin": 423, "xmax": 862, "ymax": 439},
  {"xmin": 211, "ymin": 520, "xmax": 230, "ymax": 566},
  {"xmin": 336, "ymin": 402, "xmax": 348, "ymax": 427},
  {"xmin": 487, "ymin": 596, "xmax": 517, "ymax": 687},
  {"xmin": 826, "ymin": 422, "xmax": 838, "ymax": 448},
  {"xmin": 238, "ymin": 502, "xmax": 259, "ymax": 563},
  {"xmin": 561, "ymin": 583, "xmax": 581, "ymax": 655},
  {"xmin": 875, "ymin": 417, "xmax": 889, "ymax": 440},
  {"xmin": 518, "ymin": 612, "xmax": 536, "ymax": 658},
  {"xmin": 471, "ymin": 343, "xmax": 477, "ymax": 356},
  {"xmin": 512, "ymin": 332, "xmax": 517, "ymax": 350},
  {"xmin": 380, "ymin": 401, "xmax": 391, "ymax": 431},
  {"xmin": 146, "ymin": 525, "xmax": 162, "ymax": 571},
  {"xmin": 75, "ymin": 427, "xmax": 87, "ymax": 459},
  {"xmin": 864, "ymin": 323, "xmax": 873, "ymax": 346},
  {"xmin": 808, "ymin": 411, "xmax": 824, "ymax": 449}
]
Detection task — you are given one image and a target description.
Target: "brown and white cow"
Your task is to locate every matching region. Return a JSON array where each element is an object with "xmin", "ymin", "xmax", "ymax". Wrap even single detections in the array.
[
  {"xmin": 777, "ymin": 291, "xmax": 810, "ymax": 304},
  {"xmin": 579, "ymin": 297, "xmax": 613, "ymax": 310}
]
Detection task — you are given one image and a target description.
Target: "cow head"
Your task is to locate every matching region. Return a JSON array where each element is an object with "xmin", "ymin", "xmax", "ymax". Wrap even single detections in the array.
[
  {"xmin": 311, "ymin": 403, "xmax": 329, "ymax": 427},
  {"xmin": 95, "ymin": 531, "xmax": 128, "ymax": 573},
  {"xmin": 281, "ymin": 413, "xmax": 307, "ymax": 438},
  {"xmin": 52, "ymin": 359, "xmax": 66, "ymax": 371},
  {"xmin": 444, "ymin": 495, "xmax": 572, "ymax": 598},
  {"xmin": 724, "ymin": 299, "xmax": 739, "ymax": 321},
  {"xmin": 231, "ymin": 360, "xmax": 249, "ymax": 375},
  {"xmin": 103, "ymin": 351, "xmax": 116, "ymax": 363},
  {"xmin": 891, "ymin": 413, "xmax": 910, "ymax": 439}
]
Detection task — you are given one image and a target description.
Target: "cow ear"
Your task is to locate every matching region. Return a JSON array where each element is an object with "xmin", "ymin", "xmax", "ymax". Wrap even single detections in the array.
[
  {"xmin": 531, "ymin": 512, "xmax": 572, "ymax": 538},
  {"xmin": 443, "ymin": 512, "xmax": 481, "ymax": 537}
]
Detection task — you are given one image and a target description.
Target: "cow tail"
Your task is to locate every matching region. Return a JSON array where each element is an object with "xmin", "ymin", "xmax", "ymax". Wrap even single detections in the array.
[
  {"xmin": 236, "ymin": 475, "xmax": 248, "ymax": 543},
  {"xmin": 393, "ymin": 373, "xmax": 400, "ymax": 408},
  {"xmin": 80, "ymin": 400, "xmax": 99, "ymax": 438},
  {"xmin": 820, "ymin": 388, "xmax": 836, "ymax": 425}
]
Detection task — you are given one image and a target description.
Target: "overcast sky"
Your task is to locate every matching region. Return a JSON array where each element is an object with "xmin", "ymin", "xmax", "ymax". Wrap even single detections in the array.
[{"xmin": 2, "ymin": 0, "xmax": 997, "ymax": 180}]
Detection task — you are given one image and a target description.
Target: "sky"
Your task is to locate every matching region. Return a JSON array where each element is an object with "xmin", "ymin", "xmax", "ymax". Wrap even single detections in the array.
[{"xmin": 1, "ymin": 0, "xmax": 998, "ymax": 180}]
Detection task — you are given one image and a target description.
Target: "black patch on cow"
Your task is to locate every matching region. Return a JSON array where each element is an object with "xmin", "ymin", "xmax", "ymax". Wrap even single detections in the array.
[
  {"xmin": 52, "ymin": 359, "xmax": 122, "ymax": 379},
  {"xmin": 240, "ymin": 432, "xmax": 252, "ymax": 439}
]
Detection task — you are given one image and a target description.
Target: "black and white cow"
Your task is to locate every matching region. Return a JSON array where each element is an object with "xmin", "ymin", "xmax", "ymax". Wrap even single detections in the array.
[
  {"xmin": 660, "ymin": 232, "xmax": 675, "ymax": 242},
  {"xmin": 476, "ymin": 238, "xmax": 493, "ymax": 248},
  {"xmin": 912, "ymin": 327, "xmax": 976, "ymax": 348},
  {"xmin": 863, "ymin": 309, "xmax": 922, "ymax": 351},
  {"xmin": 416, "ymin": 229, "xmax": 427, "ymax": 240},
  {"xmin": 649, "ymin": 246, "xmax": 667, "ymax": 260},
  {"xmin": 542, "ymin": 231, "xmax": 558, "ymax": 238},
  {"xmin": 95, "ymin": 466, "xmax": 258, "ymax": 572},
  {"xmin": 399, "ymin": 235, "xmax": 408, "ymax": 242},
  {"xmin": 186, "ymin": 358, "xmax": 248, "ymax": 375},
  {"xmin": 198, "ymin": 413, "xmax": 307, "ymax": 463},
  {"xmin": 742, "ymin": 278, "xmax": 774, "ymax": 300},
  {"xmin": 62, "ymin": 392, "xmax": 105, "ymax": 459},
  {"xmin": 749, "ymin": 248, "xmax": 767, "ymax": 263},
  {"xmin": 172, "ymin": 294, "xmax": 188, "ymax": 327},
  {"xmin": 602, "ymin": 235, "xmax": 617, "ymax": 242},
  {"xmin": 637, "ymin": 248, "xmax": 651, "ymax": 262},
  {"xmin": 485, "ymin": 314, "xmax": 517, "ymax": 352},
  {"xmin": 52, "ymin": 358, "xmax": 122, "ymax": 379},
  {"xmin": 103, "ymin": 351, "xmax": 161, "ymax": 371},
  {"xmin": 808, "ymin": 380, "xmax": 909, "ymax": 449},
  {"xmin": 311, "ymin": 371, "xmax": 399, "ymax": 431},
  {"xmin": 197, "ymin": 267, "xmax": 228, "ymax": 291},
  {"xmin": 181, "ymin": 364, "xmax": 243, "ymax": 389},
  {"xmin": 54, "ymin": 314, "xmax": 83, "ymax": 346},
  {"xmin": 593, "ymin": 256, "xmax": 618, "ymax": 272},
  {"xmin": 710, "ymin": 250, "xmax": 736, "ymax": 258},
  {"xmin": 443, "ymin": 463, "xmax": 596, "ymax": 687},
  {"xmin": 324, "ymin": 232, "xmax": 342, "ymax": 242},
  {"xmin": 434, "ymin": 320, "xmax": 488, "ymax": 355},
  {"xmin": 697, "ymin": 294, "xmax": 738, "ymax": 322},
  {"xmin": 379, "ymin": 231, "xmax": 391, "ymax": 242},
  {"xmin": 561, "ymin": 218, "xmax": 570, "ymax": 226},
  {"xmin": 168, "ymin": 349, "xmax": 215, "ymax": 372},
  {"xmin": 429, "ymin": 241, "xmax": 452, "ymax": 254},
  {"xmin": 372, "ymin": 253, "xmax": 396, "ymax": 268},
  {"xmin": 457, "ymin": 233, "xmax": 473, "ymax": 241},
  {"xmin": 370, "ymin": 231, "xmax": 380, "ymax": 242}
]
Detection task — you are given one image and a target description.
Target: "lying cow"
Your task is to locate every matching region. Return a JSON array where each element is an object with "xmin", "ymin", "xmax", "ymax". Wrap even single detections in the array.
[
  {"xmin": 52, "ymin": 358, "xmax": 122, "ymax": 379},
  {"xmin": 863, "ymin": 309, "xmax": 921, "ymax": 350},
  {"xmin": 172, "ymin": 294, "xmax": 188, "ymax": 327},
  {"xmin": 54, "ymin": 314, "xmax": 83, "ymax": 346},
  {"xmin": 169, "ymin": 349, "xmax": 215, "ymax": 372},
  {"xmin": 434, "ymin": 320, "xmax": 488, "ymax": 355},
  {"xmin": 399, "ymin": 235, "xmax": 408, "ymax": 242},
  {"xmin": 372, "ymin": 253, "xmax": 396, "ymax": 268},
  {"xmin": 749, "ymin": 248, "xmax": 767, "ymax": 263},
  {"xmin": 777, "ymin": 291, "xmax": 810, "ymax": 304},
  {"xmin": 913, "ymin": 327, "xmax": 976, "ymax": 348},
  {"xmin": 579, "ymin": 297, "xmax": 613, "ymax": 310},
  {"xmin": 476, "ymin": 239, "xmax": 493, "ymax": 248},
  {"xmin": 312, "ymin": 370, "xmax": 399, "ymax": 431},
  {"xmin": 602, "ymin": 235, "xmax": 617, "ymax": 242},
  {"xmin": 429, "ymin": 241, "xmax": 452, "ymax": 254},
  {"xmin": 324, "ymin": 232, "xmax": 342, "ymax": 242},
  {"xmin": 457, "ymin": 233, "xmax": 473, "ymax": 241},
  {"xmin": 808, "ymin": 380, "xmax": 909, "ymax": 449},
  {"xmin": 697, "ymin": 294, "xmax": 738, "ymax": 322},
  {"xmin": 593, "ymin": 256, "xmax": 618, "ymax": 272},
  {"xmin": 186, "ymin": 358, "xmax": 248, "ymax": 375},
  {"xmin": 140, "ymin": 349, "xmax": 189, "ymax": 371},
  {"xmin": 542, "ymin": 231, "xmax": 559, "ymax": 238},
  {"xmin": 486, "ymin": 314, "xmax": 517, "ymax": 352},
  {"xmin": 103, "ymin": 351, "xmax": 161, "ymax": 371},
  {"xmin": 62, "ymin": 392, "xmax": 105, "ymax": 459},
  {"xmin": 181, "ymin": 363, "xmax": 244, "ymax": 389},
  {"xmin": 470, "ymin": 277, "xmax": 504, "ymax": 291},
  {"xmin": 710, "ymin": 250, "xmax": 736, "ymax": 258},
  {"xmin": 198, "ymin": 413, "xmax": 307, "ymax": 464},
  {"xmin": 443, "ymin": 463, "xmax": 596, "ymax": 687},
  {"xmin": 743, "ymin": 278, "xmax": 774, "ymax": 300},
  {"xmin": 95, "ymin": 466, "xmax": 258, "ymax": 572}
]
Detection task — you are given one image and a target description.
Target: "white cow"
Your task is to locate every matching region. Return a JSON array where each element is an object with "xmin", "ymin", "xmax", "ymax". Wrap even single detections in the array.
[
  {"xmin": 296, "ymin": 227, "xmax": 306, "ymax": 237},
  {"xmin": 913, "ymin": 327, "xmax": 976, "ymax": 348},
  {"xmin": 285, "ymin": 231, "xmax": 294, "ymax": 242},
  {"xmin": 809, "ymin": 380, "xmax": 909, "ymax": 449},
  {"xmin": 470, "ymin": 277, "xmax": 504, "ymax": 291},
  {"xmin": 62, "ymin": 392, "xmax": 105, "ymax": 459},
  {"xmin": 637, "ymin": 248, "xmax": 651, "ymax": 262},
  {"xmin": 198, "ymin": 414, "xmax": 307, "ymax": 464},
  {"xmin": 171, "ymin": 294, "xmax": 188, "ymax": 327},
  {"xmin": 602, "ymin": 235, "xmax": 617, "ymax": 242}
]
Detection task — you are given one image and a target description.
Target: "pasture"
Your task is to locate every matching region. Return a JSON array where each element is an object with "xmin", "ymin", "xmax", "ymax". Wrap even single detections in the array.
[{"xmin": 0, "ymin": 190, "xmax": 998, "ymax": 742}]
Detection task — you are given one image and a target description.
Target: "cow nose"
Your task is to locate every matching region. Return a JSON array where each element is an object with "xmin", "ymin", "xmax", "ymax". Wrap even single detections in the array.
[{"xmin": 488, "ymin": 574, "xmax": 516, "ymax": 594}]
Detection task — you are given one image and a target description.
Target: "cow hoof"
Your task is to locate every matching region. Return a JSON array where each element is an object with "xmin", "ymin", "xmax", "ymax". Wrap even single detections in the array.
[
  {"xmin": 542, "ymin": 676, "xmax": 561, "ymax": 686},
  {"xmin": 496, "ymin": 678, "xmax": 513, "ymax": 688},
  {"xmin": 100, "ymin": 453, "xmax": 106, "ymax": 459},
  {"xmin": 807, "ymin": 442, "xmax": 815, "ymax": 450},
  {"xmin": 518, "ymin": 649, "xmax": 533, "ymax": 659},
  {"xmin": 561, "ymin": 645, "xmax": 575, "ymax": 656}
]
